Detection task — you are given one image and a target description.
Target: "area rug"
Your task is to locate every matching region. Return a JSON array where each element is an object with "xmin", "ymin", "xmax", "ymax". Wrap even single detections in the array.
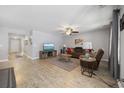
[{"xmin": 48, "ymin": 58, "xmax": 80, "ymax": 72}]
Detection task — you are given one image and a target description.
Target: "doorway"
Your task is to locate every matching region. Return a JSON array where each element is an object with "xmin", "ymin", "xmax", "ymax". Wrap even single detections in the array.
[
  {"xmin": 9, "ymin": 38, "xmax": 21, "ymax": 54},
  {"xmin": 8, "ymin": 33, "xmax": 25, "ymax": 59}
]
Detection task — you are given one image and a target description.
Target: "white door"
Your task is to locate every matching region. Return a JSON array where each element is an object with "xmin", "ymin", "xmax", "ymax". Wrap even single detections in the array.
[{"xmin": 10, "ymin": 39, "xmax": 21, "ymax": 53}]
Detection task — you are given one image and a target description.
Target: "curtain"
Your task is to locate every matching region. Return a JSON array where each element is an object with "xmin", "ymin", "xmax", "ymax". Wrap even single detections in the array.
[{"xmin": 109, "ymin": 9, "xmax": 120, "ymax": 79}]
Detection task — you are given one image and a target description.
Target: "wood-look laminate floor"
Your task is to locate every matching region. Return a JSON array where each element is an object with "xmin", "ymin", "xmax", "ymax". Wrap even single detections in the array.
[{"xmin": 0, "ymin": 54, "xmax": 117, "ymax": 88}]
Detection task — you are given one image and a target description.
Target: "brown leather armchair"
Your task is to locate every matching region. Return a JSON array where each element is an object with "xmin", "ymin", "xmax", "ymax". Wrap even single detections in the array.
[
  {"xmin": 94, "ymin": 49, "xmax": 104, "ymax": 69},
  {"xmin": 80, "ymin": 49, "xmax": 104, "ymax": 77}
]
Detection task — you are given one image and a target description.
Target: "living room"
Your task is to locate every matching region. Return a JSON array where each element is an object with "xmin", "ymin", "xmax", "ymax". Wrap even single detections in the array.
[{"xmin": 0, "ymin": 4, "xmax": 124, "ymax": 89}]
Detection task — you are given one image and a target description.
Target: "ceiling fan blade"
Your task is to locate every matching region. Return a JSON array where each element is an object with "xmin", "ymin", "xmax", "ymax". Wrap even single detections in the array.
[{"xmin": 72, "ymin": 31, "xmax": 79, "ymax": 33}]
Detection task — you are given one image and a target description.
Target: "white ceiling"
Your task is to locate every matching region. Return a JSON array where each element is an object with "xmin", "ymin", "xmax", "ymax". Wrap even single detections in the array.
[{"xmin": 0, "ymin": 5, "xmax": 115, "ymax": 33}]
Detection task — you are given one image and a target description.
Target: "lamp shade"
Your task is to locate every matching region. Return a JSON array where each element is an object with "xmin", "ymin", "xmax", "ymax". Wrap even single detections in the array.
[{"xmin": 83, "ymin": 42, "xmax": 92, "ymax": 49}]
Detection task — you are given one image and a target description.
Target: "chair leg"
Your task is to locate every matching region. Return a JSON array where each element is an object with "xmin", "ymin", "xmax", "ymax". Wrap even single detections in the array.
[
  {"xmin": 89, "ymin": 73, "xmax": 92, "ymax": 77},
  {"xmin": 81, "ymin": 66, "xmax": 83, "ymax": 74},
  {"xmin": 81, "ymin": 66, "xmax": 86, "ymax": 74},
  {"xmin": 80, "ymin": 62, "xmax": 95, "ymax": 77},
  {"xmin": 89, "ymin": 63, "xmax": 94, "ymax": 77},
  {"xmin": 89, "ymin": 69, "xmax": 93, "ymax": 77}
]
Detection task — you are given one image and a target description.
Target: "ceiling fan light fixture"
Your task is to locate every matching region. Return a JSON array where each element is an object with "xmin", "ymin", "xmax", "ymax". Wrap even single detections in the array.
[
  {"xmin": 65, "ymin": 29, "xmax": 71, "ymax": 35},
  {"xmin": 58, "ymin": 24, "xmax": 79, "ymax": 35}
]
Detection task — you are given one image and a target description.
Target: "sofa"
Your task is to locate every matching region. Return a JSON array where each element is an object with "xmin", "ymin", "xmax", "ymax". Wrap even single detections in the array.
[{"xmin": 66, "ymin": 47, "xmax": 85, "ymax": 59}]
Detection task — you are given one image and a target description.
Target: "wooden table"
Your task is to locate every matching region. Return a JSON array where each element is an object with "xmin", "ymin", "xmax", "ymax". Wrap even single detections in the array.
[
  {"xmin": 59, "ymin": 54, "xmax": 72, "ymax": 62},
  {"xmin": 80, "ymin": 57, "xmax": 96, "ymax": 77}
]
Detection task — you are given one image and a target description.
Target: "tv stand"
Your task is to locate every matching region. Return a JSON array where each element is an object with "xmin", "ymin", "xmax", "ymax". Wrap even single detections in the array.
[{"xmin": 39, "ymin": 50, "xmax": 57, "ymax": 59}]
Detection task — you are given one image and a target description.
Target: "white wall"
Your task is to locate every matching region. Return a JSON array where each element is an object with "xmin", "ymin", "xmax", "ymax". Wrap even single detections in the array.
[
  {"xmin": 23, "ymin": 31, "xmax": 33, "ymax": 58},
  {"xmin": 63, "ymin": 27, "xmax": 110, "ymax": 60},
  {"xmin": 0, "ymin": 28, "xmax": 8, "ymax": 61},
  {"xmin": 31, "ymin": 30, "xmax": 63, "ymax": 59},
  {"xmin": 24, "ymin": 42, "xmax": 33, "ymax": 58}
]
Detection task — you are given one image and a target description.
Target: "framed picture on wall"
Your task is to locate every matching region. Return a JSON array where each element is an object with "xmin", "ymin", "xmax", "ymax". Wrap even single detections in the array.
[{"xmin": 75, "ymin": 38, "xmax": 83, "ymax": 45}]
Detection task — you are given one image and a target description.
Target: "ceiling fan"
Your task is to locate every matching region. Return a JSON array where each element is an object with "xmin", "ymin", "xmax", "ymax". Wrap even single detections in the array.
[
  {"xmin": 57, "ymin": 5, "xmax": 107, "ymax": 35},
  {"xmin": 58, "ymin": 24, "xmax": 79, "ymax": 35}
]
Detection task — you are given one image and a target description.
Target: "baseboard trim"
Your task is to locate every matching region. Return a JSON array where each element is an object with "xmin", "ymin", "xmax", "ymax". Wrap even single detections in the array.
[
  {"xmin": 24, "ymin": 53, "xmax": 39, "ymax": 60},
  {"xmin": 32, "ymin": 57, "xmax": 39, "ymax": 60},
  {"xmin": 24, "ymin": 53, "xmax": 33, "ymax": 60},
  {"xmin": 0, "ymin": 59, "xmax": 8, "ymax": 62}
]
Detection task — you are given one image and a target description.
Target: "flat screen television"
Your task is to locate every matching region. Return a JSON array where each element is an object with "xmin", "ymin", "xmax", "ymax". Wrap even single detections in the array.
[{"xmin": 43, "ymin": 43, "xmax": 55, "ymax": 52}]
